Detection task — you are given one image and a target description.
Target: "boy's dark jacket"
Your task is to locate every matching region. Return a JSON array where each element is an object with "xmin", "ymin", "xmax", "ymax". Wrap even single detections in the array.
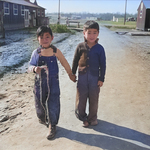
[{"xmin": 72, "ymin": 42, "xmax": 106, "ymax": 82}]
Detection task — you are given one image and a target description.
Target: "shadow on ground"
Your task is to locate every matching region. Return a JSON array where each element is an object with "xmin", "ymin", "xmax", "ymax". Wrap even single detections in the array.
[{"xmin": 55, "ymin": 120, "xmax": 150, "ymax": 150}]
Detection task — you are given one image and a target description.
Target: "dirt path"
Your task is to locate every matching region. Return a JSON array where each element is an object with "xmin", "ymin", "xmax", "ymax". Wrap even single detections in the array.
[{"xmin": 0, "ymin": 27, "xmax": 150, "ymax": 150}]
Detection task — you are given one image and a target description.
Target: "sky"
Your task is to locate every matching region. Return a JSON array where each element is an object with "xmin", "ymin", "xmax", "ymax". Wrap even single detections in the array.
[{"xmin": 30, "ymin": 0, "xmax": 142, "ymax": 14}]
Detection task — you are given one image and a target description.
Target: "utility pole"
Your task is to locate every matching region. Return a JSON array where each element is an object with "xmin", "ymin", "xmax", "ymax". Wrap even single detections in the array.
[
  {"xmin": 124, "ymin": 0, "xmax": 127, "ymax": 25},
  {"xmin": 57, "ymin": 0, "xmax": 60, "ymax": 24}
]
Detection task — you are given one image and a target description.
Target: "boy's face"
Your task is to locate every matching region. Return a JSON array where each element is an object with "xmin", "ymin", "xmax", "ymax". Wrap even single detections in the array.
[
  {"xmin": 83, "ymin": 28, "xmax": 99, "ymax": 44},
  {"xmin": 38, "ymin": 32, "xmax": 53, "ymax": 48}
]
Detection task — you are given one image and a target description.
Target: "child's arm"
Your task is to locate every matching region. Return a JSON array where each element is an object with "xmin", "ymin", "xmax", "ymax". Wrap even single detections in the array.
[
  {"xmin": 98, "ymin": 46, "xmax": 106, "ymax": 87},
  {"xmin": 28, "ymin": 49, "xmax": 39, "ymax": 73},
  {"xmin": 72, "ymin": 45, "xmax": 80, "ymax": 75},
  {"xmin": 56, "ymin": 49, "xmax": 76, "ymax": 82},
  {"xmin": 28, "ymin": 49, "xmax": 48, "ymax": 74}
]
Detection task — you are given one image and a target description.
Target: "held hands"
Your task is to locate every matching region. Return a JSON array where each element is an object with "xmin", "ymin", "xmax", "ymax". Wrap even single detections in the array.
[
  {"xmin": 98, "ymin": 81, "xmax": 103, "ymax": 87},
  {"xmin": 69, "ymin": 73, "xmax": 76, "ymax": 82}
]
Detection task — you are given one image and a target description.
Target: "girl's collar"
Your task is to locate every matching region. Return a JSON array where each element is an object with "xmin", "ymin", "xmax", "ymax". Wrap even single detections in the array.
[{"xmin": 40, "ymin": 44, "xmax": 51, "ymax": 49}]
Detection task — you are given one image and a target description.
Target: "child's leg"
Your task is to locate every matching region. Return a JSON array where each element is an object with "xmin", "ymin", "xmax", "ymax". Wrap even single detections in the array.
[
  {"xmin": 75, "ymin": 73, "xmax": 88, "ymax": 122},
  {"xmin": 47, "ymin": 76, "xmax": 60, "ymax": 126},
  {"xmin": 88, "ymin": 75, "xmax": 100, "ymax": 125},
  {"xmin": 46, "ymin": 76, "xmax": 60, "ymax": 139},
  {"xmin": 34, "ymin": 77, "xmax": 47, "ymax": 123}
]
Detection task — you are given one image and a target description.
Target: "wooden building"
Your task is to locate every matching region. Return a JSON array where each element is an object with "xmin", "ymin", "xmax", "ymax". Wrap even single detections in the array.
[
  {"xmin": 136, "ymin": 0, "xmax": 150, "ymax": 31},
  {"xmin": 0, "ymin": 0, "xmax": 49, "ymax": 31}
]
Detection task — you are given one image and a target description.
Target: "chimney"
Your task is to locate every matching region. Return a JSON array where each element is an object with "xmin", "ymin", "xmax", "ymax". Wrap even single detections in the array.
[{"xmin": 34, "ymin": 0, "xmax": 38, "ymax": 5}]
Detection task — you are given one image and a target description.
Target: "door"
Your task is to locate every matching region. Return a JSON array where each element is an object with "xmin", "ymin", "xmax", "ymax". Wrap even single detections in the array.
[
  {"xmin": 24, "ymin": 9, "xmax": 29, "ymax": 27},
  {"xmin": 145, "ymin": 9, "xmax": 150, "ymax": 30}
]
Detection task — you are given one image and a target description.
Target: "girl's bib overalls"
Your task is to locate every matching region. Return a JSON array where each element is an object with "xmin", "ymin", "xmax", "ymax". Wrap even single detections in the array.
[{"xmin": 34, "ymin": 47, "xmax": 60, "ymax": 126}]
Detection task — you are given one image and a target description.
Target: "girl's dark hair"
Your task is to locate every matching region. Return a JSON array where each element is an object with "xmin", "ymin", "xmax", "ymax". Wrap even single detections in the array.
[
  {"xmin": 83, "ymin": 20, "xmax": 99, "ymax": 31},
  {"xmin": 37, "ymin": 25, "xmax": 53, "ymax": 37}
]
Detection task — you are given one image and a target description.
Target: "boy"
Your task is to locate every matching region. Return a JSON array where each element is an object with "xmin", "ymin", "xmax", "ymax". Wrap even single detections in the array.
[{"xmin": 72, "ymin": 20, "xmax": 106, "ymax": 127}]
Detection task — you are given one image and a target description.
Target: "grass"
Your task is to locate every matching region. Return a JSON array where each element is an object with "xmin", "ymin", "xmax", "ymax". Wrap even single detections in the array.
[
  {"xmin": 49, "ymin": 18, "xmax": 137, "ymax": 32},
  {"xmin": 49, "ymin": 24, "xmax": 71, "ymax": 33},
  {"xmin": 97, "ymin": 18, "xmax": 137, "ymax": 29}
]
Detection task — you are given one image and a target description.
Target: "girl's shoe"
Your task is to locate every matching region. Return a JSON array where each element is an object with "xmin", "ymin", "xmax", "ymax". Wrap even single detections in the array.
[{"xmin": 47, "ymin": 125, "xmax": 56, "ymax": 140}]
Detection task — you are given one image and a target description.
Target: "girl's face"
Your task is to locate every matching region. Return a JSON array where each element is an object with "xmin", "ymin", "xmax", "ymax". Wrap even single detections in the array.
[
  {"xmin": 83, "ymin": 28, "xmax": 99, "ymax": 44},
  {"xmin": 38, "ymin": 32, "xmax": 53, "ymax": 48}
]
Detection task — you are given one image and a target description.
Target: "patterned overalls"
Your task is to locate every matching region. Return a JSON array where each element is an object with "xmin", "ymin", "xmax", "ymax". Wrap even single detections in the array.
[{"xmin": 34, "ymin": 46, "xmax": 60, "ymax": 126}]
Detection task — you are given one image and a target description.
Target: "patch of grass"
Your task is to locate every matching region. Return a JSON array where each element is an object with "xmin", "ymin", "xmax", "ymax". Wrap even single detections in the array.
[
  {"xmin": 49, "ymin": 24, "xmax": 71, "ymax": 33},
  {"xmin": 97, "ymin": 18, "xmax": 136, "ymax": 29}
]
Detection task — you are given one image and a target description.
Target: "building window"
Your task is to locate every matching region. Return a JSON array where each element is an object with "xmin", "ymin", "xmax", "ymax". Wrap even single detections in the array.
[
  {"xmin": 13, "ymin": 4, "xmax": 18, "ymax": 15},
  {"xmin": 42, "ymin": 10, "xmax": 44, "ymax": 17},
  {"xmin": 38, "ymin": 10, "xmax": 40, "ymax": 16},
  {"xmin": 4, "ymin": 2, "xmax": 9, "ymax": 15},
  {"xmin": 21, "ymin": 5, "xmax": 25, "ymax": 16}
]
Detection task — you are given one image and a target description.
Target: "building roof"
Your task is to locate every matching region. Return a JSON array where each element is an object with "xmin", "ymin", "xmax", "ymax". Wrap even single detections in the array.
[
  {"xmin": 143, "ymin": 0, "xmax": 150, "ymax": 9},
  {"xmin": 2, "ymin": 0, "xmax": 45, "ymax": 9}
]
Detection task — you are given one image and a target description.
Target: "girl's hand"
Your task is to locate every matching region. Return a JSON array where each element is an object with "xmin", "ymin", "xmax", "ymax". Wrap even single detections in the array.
[
  {"xmin": 98, "ymin": 81, "xmax": 103, "ymax": 87},
  {"xmin": 34, "ymin": 66, "xmax": 41, "ymax": 74},
  {"xmin": 34, "ymin": 66, "xmax": 48, "ymax": 74}
]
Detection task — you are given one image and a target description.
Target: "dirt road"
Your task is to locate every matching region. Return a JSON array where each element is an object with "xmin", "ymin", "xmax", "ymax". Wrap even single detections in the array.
[{"xmin": 0, "ymin": 27, "xmax": 150, "ymax": 150}]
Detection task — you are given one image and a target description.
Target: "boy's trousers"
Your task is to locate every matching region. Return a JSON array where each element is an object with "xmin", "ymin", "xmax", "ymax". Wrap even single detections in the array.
[{"xmin": 75, "ymin": 70, "xmax": 100, "ymax": 123}]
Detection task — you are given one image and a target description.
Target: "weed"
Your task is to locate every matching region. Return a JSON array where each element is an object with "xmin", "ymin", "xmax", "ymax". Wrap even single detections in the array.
[{"xmin": 49, "ymin": 24, "xmax": 71, "ymax": 33}]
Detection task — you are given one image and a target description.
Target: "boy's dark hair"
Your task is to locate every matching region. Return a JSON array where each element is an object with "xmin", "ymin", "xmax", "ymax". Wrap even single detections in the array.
[
  {"xmin": 37, "ymin": 25, "xmax": 53, "ymax": 38},
  {"xmin": 83, "ymin": 20, "xmax": 99, "ymax": 31}
]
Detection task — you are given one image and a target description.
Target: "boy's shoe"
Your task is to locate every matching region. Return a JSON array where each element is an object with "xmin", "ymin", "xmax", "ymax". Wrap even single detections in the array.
[
  {"xmin": 83, "ymin": 121, "xmax": 89, "ymax": 127},
  {"xmin": 90, "ymin": 120, "xmax": 98, "ymax": 126},
  {"xmin": 47, "ymin": 125, "xmax": 56, "ymax": 140}
]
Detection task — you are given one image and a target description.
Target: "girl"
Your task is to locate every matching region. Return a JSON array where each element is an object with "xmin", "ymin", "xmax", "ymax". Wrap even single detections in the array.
[{"xmin": 28, "ymin": 25, "xmax": 76, "ymax": 140}]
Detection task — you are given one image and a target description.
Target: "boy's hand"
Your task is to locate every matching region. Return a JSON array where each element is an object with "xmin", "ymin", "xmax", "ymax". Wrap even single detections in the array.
[
  {"xmin": 69, "ymin": 74, "xmax": 76, "ymax": 82},
  {"xmin": 98, "ymin": 81, "xmax": 103, "ymax": 87}
]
